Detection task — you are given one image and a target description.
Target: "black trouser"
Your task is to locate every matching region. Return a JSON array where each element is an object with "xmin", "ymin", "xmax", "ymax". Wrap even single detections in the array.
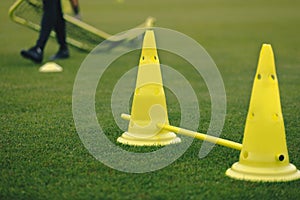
[{"xmin": 36, "ymin": 0, "xmax": 67, "ymax": 50}]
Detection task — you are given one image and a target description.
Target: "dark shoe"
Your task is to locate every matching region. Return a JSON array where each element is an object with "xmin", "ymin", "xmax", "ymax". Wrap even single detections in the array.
[
  {"xmin": 49, "ymin": 48, "xmax": 69, "ymax": 61},
  {"xmin": 20, "ymin": 46, "xmax": 43, "ymax": 63}
]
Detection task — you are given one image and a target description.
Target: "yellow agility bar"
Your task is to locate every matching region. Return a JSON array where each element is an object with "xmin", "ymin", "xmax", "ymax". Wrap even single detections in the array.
[{"xmin": 121, "ymin": 114, "xmax": 242, "ymax": 150}]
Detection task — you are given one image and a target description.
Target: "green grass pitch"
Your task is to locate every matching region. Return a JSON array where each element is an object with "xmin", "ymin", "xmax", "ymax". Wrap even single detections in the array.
[{"xmin": 1, "ymin": 0, "xmax": 300, "ymax": 199}]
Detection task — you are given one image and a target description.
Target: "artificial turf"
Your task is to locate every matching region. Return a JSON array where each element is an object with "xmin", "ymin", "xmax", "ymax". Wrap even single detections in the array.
[{"xmin": 1, "ymin": 0, "xmax": 300, "ymax": 199}]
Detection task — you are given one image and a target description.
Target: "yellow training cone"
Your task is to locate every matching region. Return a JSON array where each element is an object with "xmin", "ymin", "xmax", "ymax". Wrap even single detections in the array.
[
  {"xmin": 226, "ymin": 44, "xmax": 300, "ymax": 182},
  {"xmin": 117, "ymin": 30, "xmax": 181, "ymax": 146},
  {"xmin": 39, "ymin": 62, "xmax": 63, "ymax": 73}
]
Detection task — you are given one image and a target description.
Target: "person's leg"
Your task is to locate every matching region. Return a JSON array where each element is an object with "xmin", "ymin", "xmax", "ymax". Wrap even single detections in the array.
[
  {"xmin": 50, "ymin": 0, "xmax": 69, "ymax": 60},
  {"xmin": 21, "ymin": 0, "xmax": 69, "ymax": 62},
  {"xmin": 54, "ymin": 0, "xmax": 67, "ymax": 50},
  {"xmin": 21, "ymin": 0, "xmax": 57, "ymax": 63},
  {"xmin": 69, "ymin": 0, "xmax": 80, "ymax": 15},
  {"xmin": 69, "ymin": 0, "xmax": 81, "ymax": 19},
  {"xmin": 36, "ymin": 0, "xmax": 58, "ymax": 50}
]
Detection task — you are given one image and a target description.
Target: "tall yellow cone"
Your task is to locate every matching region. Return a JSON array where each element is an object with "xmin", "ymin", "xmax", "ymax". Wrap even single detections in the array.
[
  {"xmin": 226, "ymin": 44, "xmax": 300, "ymax": 182},
  {"xmin": 117, "ymin": 30, "xmax": 181, "ymax": 146}
]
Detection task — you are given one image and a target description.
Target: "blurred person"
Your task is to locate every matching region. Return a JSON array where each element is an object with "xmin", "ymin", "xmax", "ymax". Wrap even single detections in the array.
[
  {"xmin": 69, "ymin": 0, "xmax": 81, "ymax": 20},
  {"xmin": 21, "ymin": 0, "xmax": 69, "ymax": 63}
]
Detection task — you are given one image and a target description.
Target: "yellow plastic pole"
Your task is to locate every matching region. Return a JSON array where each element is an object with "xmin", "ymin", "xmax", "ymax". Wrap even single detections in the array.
[
  {"xmin": 121, "ymin": 114, "xmax": 242, "ymax": 150},
  {"xmin": 158, "ymin": 124, "xmax": 242, "ymax": 151}
]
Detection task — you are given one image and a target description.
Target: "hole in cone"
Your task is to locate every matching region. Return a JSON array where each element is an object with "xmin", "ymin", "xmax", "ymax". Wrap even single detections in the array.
[
  {"xmin": 243, "ymin": 151, "xmax": 248, "ymax": 159},
  {"xmin": 257, "ymin": 74, "xmax": 262, "ymax": 80},
  {"xmin": 272, "ymin": 113, "xmax": 279, "ymax": 121},
  {"xmin": 270, "ymin": 74, "xmax": 275, "ymax": 80},
  {"xmin": 278, "ymin": 154, "xmax": 285, "ymax": 162}
]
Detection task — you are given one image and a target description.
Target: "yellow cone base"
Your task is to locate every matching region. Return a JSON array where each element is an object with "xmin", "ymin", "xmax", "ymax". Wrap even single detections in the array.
[
  {"xmin": 117, "ymin": 132, "xmax": 181, "ymax": 146},
  {"xmin": 226, "ymin": 162, "xmax": 300, "ymax": 182}
]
